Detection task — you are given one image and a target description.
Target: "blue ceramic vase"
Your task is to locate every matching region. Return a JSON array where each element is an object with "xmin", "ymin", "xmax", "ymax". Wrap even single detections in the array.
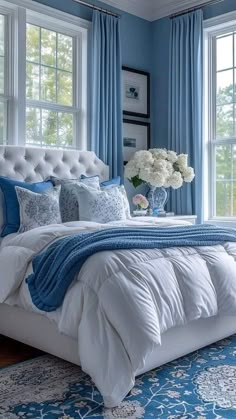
[{"xmin": 147, "ymin": 185, "xmax": 168, "ymax": 213}]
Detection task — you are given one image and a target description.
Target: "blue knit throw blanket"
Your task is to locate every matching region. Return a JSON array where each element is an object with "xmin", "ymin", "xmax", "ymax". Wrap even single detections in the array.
[{"xmin": 26, "ymin": 224, "xmax": 236, "ymax": 312}]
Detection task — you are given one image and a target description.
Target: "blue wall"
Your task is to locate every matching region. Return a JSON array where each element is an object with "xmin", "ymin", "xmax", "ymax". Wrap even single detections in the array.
[
  {"xmin": 151, "ymin": 0, "xmax": 236, "ymax": 148},
  {"xmin": 34, "ymin": 0, "xmax": 236, "ymax": 203},
  {"xmin": 34, "ymin": 0, "xmax": 236, "ymax": 150}
]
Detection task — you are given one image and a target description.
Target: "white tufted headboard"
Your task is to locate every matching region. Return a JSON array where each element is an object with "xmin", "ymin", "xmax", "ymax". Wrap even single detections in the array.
[
  {"xmin": 0, "ymin": 146, "xmax": 109, "ymax": 182},
  {"xmin": 0, "ymin": 146, "xmax": 109, "ymax": 235}
]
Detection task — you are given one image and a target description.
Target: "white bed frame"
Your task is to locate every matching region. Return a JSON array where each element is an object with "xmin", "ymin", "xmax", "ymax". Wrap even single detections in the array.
[
  {"xmin": 1, "ymin": 303, "xmax": 236, "ymax": 375},
  {"xmin": 0, "ymin": 145, "xmax": 236, "ymax": 378}
]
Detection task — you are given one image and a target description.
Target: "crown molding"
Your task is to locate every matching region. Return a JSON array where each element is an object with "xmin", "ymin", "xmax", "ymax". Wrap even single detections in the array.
[
  {"xmin": 98, "ymin": 0, "xmax": 154, "ymax": 21},
  {"xmin": 150, "ymin": 0, "xmax": 209, "ymax": 20},
  {"xmin": 100, "ymin": 0, "xmax": 216, "ymax": 21}
]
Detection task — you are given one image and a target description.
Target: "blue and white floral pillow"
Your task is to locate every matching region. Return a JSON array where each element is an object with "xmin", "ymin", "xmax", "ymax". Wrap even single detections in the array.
[
  {"xmin": 75, "ymin": 185, "xmax": 127, "ymax": 223},
  {"xmin": 49, "ymin": 177, "xmax": 100, "ymax": 222},
  {"xmin": 15, "ymin": 186, "xmax": 62, "ymax": 232},
  {"xmin": 101, "ymin": 185, "xmax": 131, "ymax": 219}
]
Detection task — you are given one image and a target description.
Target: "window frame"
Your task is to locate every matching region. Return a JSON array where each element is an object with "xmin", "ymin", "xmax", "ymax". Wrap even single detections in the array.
[
  {"xmin": 0, "ymin": 0, "xmax": 90, "ymax": 149},
  {"xmin": 204, "ymin": 11, "xmax": 236, "ymax": 225},
  {"xmin": 0, "ymin": 3, "xmax": 14, "ymax": 144}
]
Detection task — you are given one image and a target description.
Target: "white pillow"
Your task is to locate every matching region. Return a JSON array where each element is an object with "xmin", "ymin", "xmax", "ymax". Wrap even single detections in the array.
[
  {"xmin": 75, "ymin": 185, "xmax": 126, "ymax": 223},
  {"xmin": 15, "ymin": 185, "xmax": 62, "ymax": 232}
]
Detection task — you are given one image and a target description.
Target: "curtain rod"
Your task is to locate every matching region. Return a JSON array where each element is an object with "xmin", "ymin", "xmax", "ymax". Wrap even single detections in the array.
[
  {"xmin": 170, "ymin": 0, "xmax": 224, "ymax": 19},
  {"xmin": 72, "ymin": 0, "xmax": 120, "ymax": 18}
]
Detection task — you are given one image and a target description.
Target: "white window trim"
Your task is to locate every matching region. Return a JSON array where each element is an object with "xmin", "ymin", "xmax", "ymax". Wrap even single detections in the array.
[
  {"xmin": 204, "ymin": 11, "xmax": 236, "ymax": 227},
  {"xmin": 0, "ymin": 3, "xmax": 15, "ymax": 143},
  {"xmin": 0, "ymin": 0, "xmax": 90, "ymax": 149}
]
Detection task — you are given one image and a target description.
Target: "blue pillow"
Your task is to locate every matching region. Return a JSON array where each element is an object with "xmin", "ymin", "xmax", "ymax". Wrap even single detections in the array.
[
  {"xmin": 0, "ymin": 177, "xmax": 53, "ymax": 237},
  {"xmin": 100, "ymin": 177, "xmax": 121, "ymax": 187}
]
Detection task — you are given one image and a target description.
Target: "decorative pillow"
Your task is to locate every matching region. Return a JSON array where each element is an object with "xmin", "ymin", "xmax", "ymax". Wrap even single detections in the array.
[
  {"xmin": 118, "ymin": 185, "xmax": 131, "ymax": 219},
  {"xmin": 101, "ymin": 176, "xmax": 121, "ymax": 187},
  {"xmin": 75, "ymin": 185, "xmax": 126, "ymax": 223},
  {"xmin": 0, "ymin": 177, "xmax": 53, "ymax": 237},
  {"xmin": 80, "ymin": 175, "xmax": 101, "ymax": 188},
  {"xmin": 0, "ymin": 188, "xmax": 4, "ymax": 236},
  {"xmin": 49, "ymin": 177, "xmax": 100, "ymax": 223},
  {"xmin": 15, "ymin": 186, "xmax": 62, "ymax": 233},
  {"xmin": 101, "ymin": 185, "xmax": 131, "ymax": 219}
]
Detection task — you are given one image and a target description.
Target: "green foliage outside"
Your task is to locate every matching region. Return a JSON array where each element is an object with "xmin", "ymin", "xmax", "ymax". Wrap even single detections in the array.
[
  {"xmin": 215, "ymin": 83, "xmax": 236, "ymax": 217},
  {"xmin": 26, "ymin": 24, "xmax": 74, "ymax": 148}
]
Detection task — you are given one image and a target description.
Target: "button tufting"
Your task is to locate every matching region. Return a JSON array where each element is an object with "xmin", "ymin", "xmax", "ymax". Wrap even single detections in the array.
[{"xmin": 0, "ymin": 146, "xmax": 109, "ymax": 185}]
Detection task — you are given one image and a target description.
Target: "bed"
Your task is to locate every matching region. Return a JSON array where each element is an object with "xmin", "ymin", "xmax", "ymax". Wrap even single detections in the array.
[{"xmin": 1, "ymin": 145, "xmax": 236, "ymax": 408}]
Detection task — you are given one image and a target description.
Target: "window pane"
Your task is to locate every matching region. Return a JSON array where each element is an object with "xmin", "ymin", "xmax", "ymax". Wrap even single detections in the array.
[
  {"xmin": 0, "ymin": 101, "xmax": 6, "ymax": 144},
  {"xmin": 215, "ymin": 146, "xmax": 236, "ymax": 217},
  {"xmin": 42, "ymin": 109, "xmax": 57, "ymax": 145},
  {"xmin": 26, "ymin": 63, "xmax": 40, "ymax": 100},
  {"xmin": 25, "ymin": 24, "xmax": 77, "ymax": 148},
  {"xmin": 233, "ymin": 182, "xmax": 236, "ymax": 216},
  {"xmin": 216, "ymin": 181, "xmax": 231, "ymax": 217},
  {"xmin": 57, "ymin": 71, "xmax": 73, "ymax": 106},
  {"xmin": 26, "ymin": 107, "xmax": 41, "ymax": 144},
  {"xmin": 57, "ymin": 34, "xmax": 73, "ymax": 72},
  {"xmin": 0, "ymin": 56, "xmax": 4, "ymax": 94},
  {"xmin": 217, "ymin": 70, "xmax": 233, "ymax": 105},
  {"xmin": 216, "ymin": 104, "xmax": 234, "ymax": 138},
  {"xmin": 26, "ymin": 108, "xmax": 74, "ymax": 147},
  {"xmin": 26, "ymin": 24, "xmax": 40, "ymax": 63},
  {"xmin": 58, "ymin": 113, "xmax": 73, "ymax": 146},
  {"xmin": 216, "ymin": 144, "xmax": 231, "ymax": 180},
  {"xmin": 217, "ymin": 34, "xmax": 233, "ymax": 71},
  {"xmin": 41, "ymin": 66, "xmax": 56, "ymax": 102},
  {"xmin": 0, "ymin": 14, "xmax": 5, "ymax": 56},
  {"xmin": 41, "ymin": 28, "xmax": 56, "ymax": 67}
]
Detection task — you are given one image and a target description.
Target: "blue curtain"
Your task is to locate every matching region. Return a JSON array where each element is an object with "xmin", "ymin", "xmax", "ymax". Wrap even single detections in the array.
[
  {"xmin": 91, "ymin": 11, "xmax": 123, "ymax": 178},
  {"xmin": 168, "ymin": 10, "xmax": 203, "ymax": 222}
]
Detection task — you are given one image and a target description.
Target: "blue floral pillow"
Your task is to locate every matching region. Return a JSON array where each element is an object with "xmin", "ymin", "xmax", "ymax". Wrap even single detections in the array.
[
  {"xmin": 15, "ymin": 186, "xmax": 61, "ymax": 232},
  {"xmin": 49, "ymin": 177, "xmax": 100, "ymax": 222},
  {"xmin": 0, "ymin": 177, "xmax": 53, "ymax": 237},
  {"xmin": 75, "ymin": 185, "xmax": 126, "ymax": 223}
]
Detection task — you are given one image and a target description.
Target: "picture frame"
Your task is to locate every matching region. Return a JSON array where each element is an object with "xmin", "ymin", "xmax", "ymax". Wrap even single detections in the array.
[
  {"xmin": 122, "ymin": 66, "xmax": 150, "ymax": 118},
  {"xmin": 123, "ymin": 119, "xmax": 150, "ymax": 164}
]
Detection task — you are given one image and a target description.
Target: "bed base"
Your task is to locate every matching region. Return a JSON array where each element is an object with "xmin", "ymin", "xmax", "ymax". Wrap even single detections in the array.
[{"xmin": 0, "ymin": 303, "xmax": 236, "ymax": 376}]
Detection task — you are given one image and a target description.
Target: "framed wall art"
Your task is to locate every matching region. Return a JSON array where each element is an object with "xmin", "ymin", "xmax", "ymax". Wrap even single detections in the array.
[
  {"xmin": 122, "ymin": 66, "xmax": 150, "ymax": 118},
  {"xmin": 123, "ymin": 119, "xmax": 150, "ymax": 164}
]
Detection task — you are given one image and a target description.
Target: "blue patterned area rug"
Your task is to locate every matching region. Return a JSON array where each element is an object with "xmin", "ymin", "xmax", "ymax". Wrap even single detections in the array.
[{"xmin": 1, "ymin": 336, "xmax": 236, "ymax": 418}]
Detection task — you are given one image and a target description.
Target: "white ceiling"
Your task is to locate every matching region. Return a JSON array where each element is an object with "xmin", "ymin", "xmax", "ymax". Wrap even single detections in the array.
[{"xmin": 101, "ymin": 0, "xmax": 213, "ymax": 21}]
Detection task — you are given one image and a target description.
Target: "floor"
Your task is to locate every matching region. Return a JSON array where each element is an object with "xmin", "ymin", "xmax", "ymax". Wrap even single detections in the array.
[{"xmin": 0, "ymin": 334, "xmax": 43, "ymax": 368}]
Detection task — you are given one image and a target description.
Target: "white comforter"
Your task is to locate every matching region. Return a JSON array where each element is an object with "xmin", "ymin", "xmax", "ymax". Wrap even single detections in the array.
[{"xmin": 1, "ymin": 218, "xmax": 236, "ymax": 407}]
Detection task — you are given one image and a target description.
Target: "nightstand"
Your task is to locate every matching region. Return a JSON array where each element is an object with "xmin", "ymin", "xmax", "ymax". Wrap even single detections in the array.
[{"xmin": 158, "ymin": 215, "xmax": 197, "ymax": 225}]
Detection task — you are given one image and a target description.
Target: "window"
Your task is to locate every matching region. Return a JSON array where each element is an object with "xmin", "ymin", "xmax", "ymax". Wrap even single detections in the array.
[
  {"xmin": 205, "ymin": 15, "xmax": 236, "ymax": 220},
  {"xmin": 0, "ymin": 0, "xmax": 89, "ymax": 149},
  {"xmin": 0, "ymin": 10, "xmax": 10, "ymax": 145},
  {"xmin": 26, "ymin": 24, "xmax": 75, "ymax": 147}
]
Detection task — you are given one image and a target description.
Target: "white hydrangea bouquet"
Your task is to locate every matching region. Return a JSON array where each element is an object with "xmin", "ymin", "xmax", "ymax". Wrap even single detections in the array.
[{"xmin": 124, "ymin": 148, "xmax": 195, "ymax": 189}]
